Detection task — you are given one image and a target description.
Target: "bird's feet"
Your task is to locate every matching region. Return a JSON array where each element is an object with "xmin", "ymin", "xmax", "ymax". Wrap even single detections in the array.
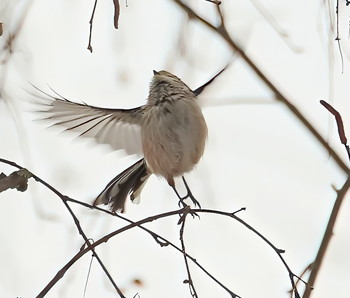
[
  {"xmin": 177, "ymin": 205, "xmax": 200, "ymax": 224},
  {"xmin": 180, "ymin": 176, "xmax": 201, "ymax": 208},
  {"xmin": 171, "ymin": 176, "xmax": 201, "ymax": 219}
]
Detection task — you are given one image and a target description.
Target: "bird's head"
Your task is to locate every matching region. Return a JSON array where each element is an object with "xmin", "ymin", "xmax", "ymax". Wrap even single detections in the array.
[{"xmin": 150, "ymin": 70, "xmax": 191, "ymax": 94}]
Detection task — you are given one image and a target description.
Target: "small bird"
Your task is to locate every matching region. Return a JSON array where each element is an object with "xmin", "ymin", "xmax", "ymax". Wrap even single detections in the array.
[{"xmin": 33, "ymin": 67, "xmax": 226, "ymax": 212}]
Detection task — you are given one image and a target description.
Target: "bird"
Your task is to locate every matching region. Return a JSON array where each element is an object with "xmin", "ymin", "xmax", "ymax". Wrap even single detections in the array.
[{"xmin": 32, "ymin": 66, "xmax": 227, "ymax": 212}]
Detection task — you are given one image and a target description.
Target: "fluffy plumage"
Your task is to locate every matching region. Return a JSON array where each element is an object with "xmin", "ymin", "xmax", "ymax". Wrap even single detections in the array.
[{"xmin": 32, "ymin": 67, "xmax": 226, "ymax": 212}]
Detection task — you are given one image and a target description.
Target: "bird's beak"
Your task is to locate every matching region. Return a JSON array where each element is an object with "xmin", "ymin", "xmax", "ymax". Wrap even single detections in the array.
[{"xmin": 153, "ymin": 70, "xmax": 159, "ymax": 75}]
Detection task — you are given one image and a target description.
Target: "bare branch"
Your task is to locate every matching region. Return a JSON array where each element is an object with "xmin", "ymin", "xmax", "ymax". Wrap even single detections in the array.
[
  {"xmin": 302, "ymin": 176, "xmax": 350, "ymax": 298},
  {"xmin": 172, "ymin": 0, "xmax": 349, "ymax": 174},
  {"xmin": 87, "ymin": 0, "xmax": 98, "ymax": 53},
  {"xmin": 113, "ymin": 0, "xmax": 120, "ymax": 29},
  {"xmin": 302, "ymin": 101, "xmax": 350, "ymax": 297},
  {"xmin": 205, "ymin": 0, "xmax": 221, "ymax": 5},
  {"xmin": 67, "ymin": 197, "xmax": 239, "ymax": 297},
  {"xmin": 88, "ymin": 0, "xmax": 120, "ymax": 51},
  {"xmin": 0, "ymin": 157, "xmax": 302, "ymax": 297},
  {"xmin": 335, "ymin": 0, "xmax": 344, "ymax": 73},
  {"xmin": 0, "ymin": 158, "xmax": 124, "ymax": 298},
  {"xmin": 179, "ymin": 211, "xmax": 200, "ymax": 298}
]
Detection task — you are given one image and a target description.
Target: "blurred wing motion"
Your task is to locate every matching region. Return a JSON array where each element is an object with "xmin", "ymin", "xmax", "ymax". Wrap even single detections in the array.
[{"xmin": 31, "ymin": 87, "xmax": 145, "ymax": 155}]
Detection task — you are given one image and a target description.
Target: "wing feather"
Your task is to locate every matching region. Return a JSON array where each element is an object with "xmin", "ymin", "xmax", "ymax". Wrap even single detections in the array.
[{"xmin": 31, "ymin": 88, "xmax": 145, "ymax": 155}]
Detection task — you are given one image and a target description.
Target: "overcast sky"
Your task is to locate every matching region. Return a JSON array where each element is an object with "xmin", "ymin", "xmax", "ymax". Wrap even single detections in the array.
[{"xmin": 1, "ymin": 0, "xmax": 350, "ymax": 297}]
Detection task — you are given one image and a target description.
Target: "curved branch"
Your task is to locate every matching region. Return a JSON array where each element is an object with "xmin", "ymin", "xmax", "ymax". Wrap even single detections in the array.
[
  {"xmin": 38, "ymin": 205, "xmax": 300, "ymax": 297},
  {"xmin": 0, "ymin": 157, "xmax": 300, "ymax": 297},
  {"xmin": 0, "ymin": 158, "xmax": 125, "ymax": 298},
  {"xmin": 172, "ymin": 0, "xmax": 349, "ymax": 174}
]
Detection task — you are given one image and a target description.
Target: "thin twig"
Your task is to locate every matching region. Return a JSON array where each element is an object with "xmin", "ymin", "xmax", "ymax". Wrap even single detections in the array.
[
  {"xmin": 113, "ymin": 0, "xmax": 120, "ymax": 29},
  {"xmin": 37, "ymin": 205, "xmax": 299, "ymax": 297},
  {"xmin": 289, "ymin": 263, "xmax": 312, "ymax": 298},
  {"xmin": 249, "ymin": 0, "xmax": 301, "ymax": 53},
  {"xmin": 196, "ymin": 209, "xmax": 304, "ymax": 297},
  {"xmin": 179, "ymin": 212, "xmax": 199, "ymax": 298},
  {"xmin": 69, "ymin": 198, "xmax": 241, "ymax": 297},
  {"xmin": 0, "ymin": 157, "xmax": 237, "ymax": 297},
  {"xmin": 302, "ymin": 175, "xmax": 350, "ymax": 298},
  {"xmin": 302, "ymin": 102, "xmax": 350, "ymax": 297},
  {"xmin": 205, "ymin": 0, "xmax": 222, "ymax": 5},
  {"xmin": 83, "ymin": 241, "xmax": 95, "ymax": 298},
  {"xmin": 335, "ymin": 0, "xmax": 344, "ymax": 73},
  {"xmin": 172, "ymin": 0, "xmax": 349, "ymax": 174},
  {"xmin": 87, "ymin": 0, "xmax": 98, "ymax": 53},
  {"xmin": 37, "ymin": 208, "xmax": 198, "ymax": 297},
  {"xmin": 0, "ymin": 157, "xmax": 299, "ymax": 297},
  {"xmin": 0, "ymin": 158, "xmax": 124, "ymax": 298}
]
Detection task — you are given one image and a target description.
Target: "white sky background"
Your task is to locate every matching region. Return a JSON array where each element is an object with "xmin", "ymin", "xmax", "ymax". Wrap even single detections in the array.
[{"xmin": 1, "ymin": 0, "xmax": 350, "ymax": 297}]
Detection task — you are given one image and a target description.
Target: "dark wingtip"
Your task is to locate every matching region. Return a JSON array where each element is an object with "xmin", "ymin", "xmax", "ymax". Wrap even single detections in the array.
[{"xmin": 193, "ymin": 62, "xmax": 231, "ymax": 96}]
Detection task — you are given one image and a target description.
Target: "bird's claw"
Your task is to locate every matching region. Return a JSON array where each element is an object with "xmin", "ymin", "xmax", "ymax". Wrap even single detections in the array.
[{"xmin": 177, "ymin": 205, "xmax": 200, "ymax": 224}]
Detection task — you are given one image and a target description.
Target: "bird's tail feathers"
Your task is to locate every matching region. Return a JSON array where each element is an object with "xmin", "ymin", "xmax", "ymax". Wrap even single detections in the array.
[{"xmin": 93, "ymin": 158, "xmax": 150, "ymax": 212}]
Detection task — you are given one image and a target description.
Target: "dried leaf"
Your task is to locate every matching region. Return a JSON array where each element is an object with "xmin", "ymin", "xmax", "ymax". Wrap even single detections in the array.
[
  {"xmin": 132, "ymin": 278, "xmax": 143, "ymax": 286},
  {"xmin": 0, "ymin": 169, "xmax": 32, "ymax": 193}
]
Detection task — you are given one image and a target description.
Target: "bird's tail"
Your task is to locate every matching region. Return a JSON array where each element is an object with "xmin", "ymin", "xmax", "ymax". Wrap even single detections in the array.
[{"xmin": 93, "ymin": 158, "xmax": 150, "ymax": 212}]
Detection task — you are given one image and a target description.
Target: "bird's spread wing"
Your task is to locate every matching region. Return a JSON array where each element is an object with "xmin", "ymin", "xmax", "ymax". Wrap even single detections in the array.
[{"xmin": 31, "ymin": 87, "xmax": 145, "ymax": 155}]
